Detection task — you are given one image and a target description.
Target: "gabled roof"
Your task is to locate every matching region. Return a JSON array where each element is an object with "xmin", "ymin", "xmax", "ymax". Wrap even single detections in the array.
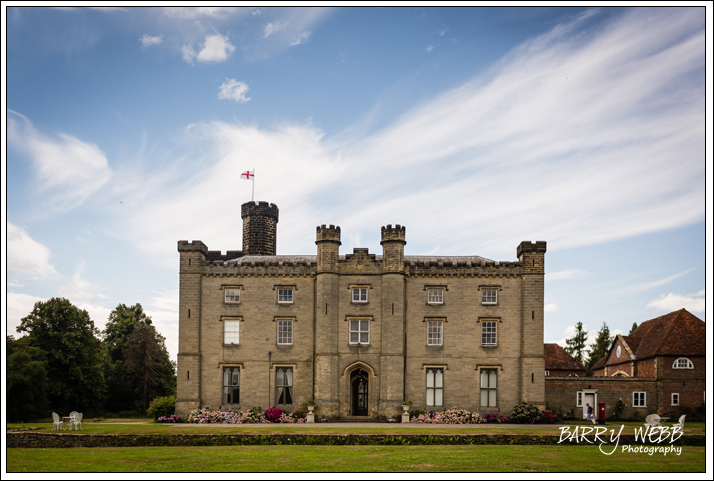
[
  {"xmin": 629, "ymin": 309, "xmax": 705, "ymax": 358},
  {"xmin": 544, "ymin": 343, "xmax": 586, "ymax": 371},
  {"xmin": 597, "ymin": 309, "xmax": 704, "ymax": 369}
]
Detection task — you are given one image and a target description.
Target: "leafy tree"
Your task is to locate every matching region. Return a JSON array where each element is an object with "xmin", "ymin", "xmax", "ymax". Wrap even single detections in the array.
[
  {"xmin": 123, "ymin": 325, "xmax": 176, "ymax": 410},
  {"xmin": 629, "ymin": 322, "xmax": 638, "ymax": 335},
  {"xmin": 102, "ymin": 304, "xmax": 175, "ymax": 413},
  {"xmin": 564, "ymin": 322, "xmax": 588, "ymax": 365},
  {"xmin": 7, "ymin": 336, "xmax": 49, "ymax": 422},
  {"xmin": 586, "ymin": 322, "xmax": 614, "ymax": 370},
  {"xmin": 17, "ymin": 298, "xmax": 106, "ymax": 415},
  {"xmin": 103, "ymin": 304, "xmax": 153, "ymax": 362}
]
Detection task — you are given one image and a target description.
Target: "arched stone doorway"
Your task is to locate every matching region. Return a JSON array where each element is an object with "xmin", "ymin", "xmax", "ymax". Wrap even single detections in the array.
[{"xmin": 350, "ymin": 368, "xmax": 369, "ymax": 416}]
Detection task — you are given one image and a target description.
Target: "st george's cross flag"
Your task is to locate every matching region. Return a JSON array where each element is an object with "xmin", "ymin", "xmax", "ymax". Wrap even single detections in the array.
[{"xmin": 241, "ymin": 170, "xmax": 254, "ymax": 180}]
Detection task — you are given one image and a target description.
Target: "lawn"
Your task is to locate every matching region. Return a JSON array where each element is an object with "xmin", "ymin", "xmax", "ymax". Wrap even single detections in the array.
[
  {"xmin": 6, "ymin": 445, "xmax": 706, "ymax": 472},
  {"xmin": 6, "ymin": 420, "xmax": 706, "ymax": 437}
]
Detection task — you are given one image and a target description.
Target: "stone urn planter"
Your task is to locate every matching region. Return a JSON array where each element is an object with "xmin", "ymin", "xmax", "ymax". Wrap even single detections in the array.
[{"xmin": 307, "ymin": 405, "xmax": 315, "ymax": 412}]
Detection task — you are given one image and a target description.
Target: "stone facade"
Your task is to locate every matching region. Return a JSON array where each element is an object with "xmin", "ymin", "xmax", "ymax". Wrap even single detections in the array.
[{"xmin": 176, "ymin": 201, "xmax": 547, "ymax": 421}]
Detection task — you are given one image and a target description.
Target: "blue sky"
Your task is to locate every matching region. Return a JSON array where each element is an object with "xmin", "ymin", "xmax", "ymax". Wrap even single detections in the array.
[{"xmin": 4, "ymin": 6, "xmax": 710, "ymax": 363}]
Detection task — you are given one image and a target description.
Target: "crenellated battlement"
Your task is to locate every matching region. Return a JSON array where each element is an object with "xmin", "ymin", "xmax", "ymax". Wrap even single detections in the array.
[
  {"xmin": 380, "ymin": 224, "xmax": 406, "ymax": 244},
  {"xmin": 316, "ymin": 224, "xmax": 342, "ymax": 244},
  {"xmin": 516, "ymin": 241, "xmax": 547, "ymax": 258},
  {"xmin": 177, "ymin": 240, "xmax": 208, "ymax": 255},
  {"xmin": 405, "ymin": 257, "xmax": 522, "ymax": 278},
  {"xmin": 241, "ymin": 201, "xmax": 279, "ymax": 221}
]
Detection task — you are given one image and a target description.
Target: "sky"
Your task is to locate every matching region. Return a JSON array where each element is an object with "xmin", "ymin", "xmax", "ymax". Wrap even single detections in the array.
[{"xmin": 3, "ymin": 6, "xmax": 711, "ymax": 365}]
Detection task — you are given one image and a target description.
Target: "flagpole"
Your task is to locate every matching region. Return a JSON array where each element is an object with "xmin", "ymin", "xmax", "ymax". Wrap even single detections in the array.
[{"xmin": 252, "ymin": 169, "xmax": 255, "ymax": 202}]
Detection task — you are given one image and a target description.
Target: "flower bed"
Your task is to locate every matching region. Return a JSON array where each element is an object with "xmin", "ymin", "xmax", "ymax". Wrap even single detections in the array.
[
  {"xmin": 411, "ymin": 408, "xmax": 483, "ymax": 424},
  {"xmin": 187, "ymin": 407, "xmax": 305, "ymax": 424},
  {"xmin": 156, "ymin": 415, "xmax": 181, "ymax": 423}
]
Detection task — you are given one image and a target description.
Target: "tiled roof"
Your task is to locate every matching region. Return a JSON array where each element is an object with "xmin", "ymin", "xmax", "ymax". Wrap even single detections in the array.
[
  {"xmin": 629, "ymin": 309, "xmax": 705, "ymax": 358},
  {"xmin": 544, "ymin": 343, "xmax": 586, "ymax": 370},
  {"xmin": 591, "ymin": 355, "xmax": 607, "ymax": 370}
]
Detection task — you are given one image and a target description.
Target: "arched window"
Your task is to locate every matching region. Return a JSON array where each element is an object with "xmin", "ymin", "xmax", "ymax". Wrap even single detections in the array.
[
  {"xmin": 673, "ymin": 358, "xmax": 693, "ymax": 369},
  {"xmin": 568, "ymin": 373, "xmax": 579, "ymax": 377}
]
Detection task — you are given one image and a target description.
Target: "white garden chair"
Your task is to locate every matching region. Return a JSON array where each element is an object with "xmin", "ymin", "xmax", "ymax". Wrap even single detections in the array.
[
  {"xmin": 52, "ymin": 412, "xmax": 64, "ymax": 431},
  {"xmin": 673, "ymin": 414, "xmax": 686, "ymax": 431},
  {"xmin": 69, "ymin": 412, "xmax": 83, "ymax": 431},
  {"xmin": 644, "ymin": 414, "xmax": 661, "ymax": 428}
]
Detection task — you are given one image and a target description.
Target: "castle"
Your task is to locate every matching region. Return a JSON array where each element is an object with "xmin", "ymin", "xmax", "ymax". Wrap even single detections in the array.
[{"xmin": 175, "ymin": 201, "xmax": 547, "ymax": 421}]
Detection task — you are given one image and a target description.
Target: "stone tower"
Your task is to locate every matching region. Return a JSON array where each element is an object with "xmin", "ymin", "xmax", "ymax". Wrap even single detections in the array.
[
  {"xmin": 379, "ymin": 225, "xmax": 407, "ymax": 416},
  {"xmin": 313, "ymin": 225, "xmax": 342, "ymax": 418},
  {"xmin": 241, "ymin": 201, "xmax": 279, "ymax": 256},
  {"xmin": 517, "ymin": 240, "xmax": 547, "ymax": 409}
]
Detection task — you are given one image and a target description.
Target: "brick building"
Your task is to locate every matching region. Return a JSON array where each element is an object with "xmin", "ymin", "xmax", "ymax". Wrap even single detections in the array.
[
  {"xmin": 175, "ymin": 201, "xmax": 548, "ymax": 421},
  {"xmin": 544, "ymin": 343, "xmax": 586, "ymax": 377},
  {"xmin": 546, "ymin": 309, "xmax": 705, "ymax": 420}
]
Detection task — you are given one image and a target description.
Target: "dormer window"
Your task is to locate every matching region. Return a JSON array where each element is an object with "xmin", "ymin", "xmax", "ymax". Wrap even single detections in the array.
[{"xmin": 673, "ymin": 357, "xmax": 693, "ymax": 369}]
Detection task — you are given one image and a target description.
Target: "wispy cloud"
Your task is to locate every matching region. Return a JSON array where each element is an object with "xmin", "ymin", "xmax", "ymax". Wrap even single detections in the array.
[
  {"xmin": 57, "ymin": 261, "xmax": 106, "ymax": 300},
  {"xmin": 646, "ymin": 290, "xmax": 705, "ymax": 313},
  {"xmin": 290, "ymin": 31, "xmax": 311, "ymax": 46},
  {"xmin": 218, "ymin": 79, "xmax": 251, "ymax": 103},
  {"xmin": 547, "ymin": 269, "xmax": 592, "ymax": 281},
  {"xmin": 425, "ymin": 44, "xmax": 435, "ymax": 53},
  {"xmin": 7, "ymin": 110, "xmax": 113, "ymax": 212},
  {"xmin": 140, "ymin": 34, "xmax": 162, "ymax": 48},
  {"xmin": 7, "ymin": 292, "xmax": 46, "ymax": 336},
  {"xmin": 7, "ymin": 222, "xmax": 58, "ymax": 279},
  {"xmin": 264, "ymin": 20, "xmax": 287, "ymax": 38},
  {"xmin": 622, "ymin": 268, "xmax": 696, "ymax": 295},
  {"xmin": 110, "ymin": 8, "xmax": 703, "ymax": 267},
  {"xmin": 162, "ymin": 7, "xmax": 238, "ymax": 20}
]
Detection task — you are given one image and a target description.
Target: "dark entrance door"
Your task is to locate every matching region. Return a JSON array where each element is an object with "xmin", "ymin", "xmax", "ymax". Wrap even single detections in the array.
[{"xmin": 351, "ymin": 370, "xmax": 369, "ymax": 416}]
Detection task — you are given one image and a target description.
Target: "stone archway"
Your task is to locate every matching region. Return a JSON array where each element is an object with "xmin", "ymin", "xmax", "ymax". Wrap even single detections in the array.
[{"xmin": 343, "ymin": 361, "xmax": 376, "ymax": 417}]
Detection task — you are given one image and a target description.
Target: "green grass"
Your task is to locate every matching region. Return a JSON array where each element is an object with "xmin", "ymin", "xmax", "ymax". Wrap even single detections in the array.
[
  {"xmin": 6, "ymin": 445, "xmax": 706, "ymax": 472},
  {"xmin": 7, "ymin": 421, "xmax": 705, "ymax": 437}
]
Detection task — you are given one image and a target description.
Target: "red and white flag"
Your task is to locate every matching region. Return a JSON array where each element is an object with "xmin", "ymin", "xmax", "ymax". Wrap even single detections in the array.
[{"xmin": 241, "ymin": 170, "xmax": 254, "ymax": 180}]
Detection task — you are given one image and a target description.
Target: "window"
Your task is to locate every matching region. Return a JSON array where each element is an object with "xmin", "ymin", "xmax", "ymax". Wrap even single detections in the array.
[
  {"xmin": 222, "ymin": 367, "xmax": 240, "ymax": 405},
  {"xmin": 481, "ymin": 321, "xmax": 497, "ymax": 346},
  {"xmin": 277, "ymin": 320, "xmax": 293, "ymax": 345},
  {"xmin": 352, "ymin": 288, "xmax": 368, "ymax": 303},
  {"xmin": 278, "ymin": 288, "xmax": 293, "ymax": 304},
  {"xmin": 480, "ymin": 369, "xmax": 497, "ymax": 407},
  {"xmin": 427, "ymin": 289, "xmax": 443, "ymax": 304},
  {"xmin": 427, "ymin": 321, "xmax": 443, "ymax": 346},
  {"xmin": 275, "ymin": 367, "xmax": 293, "ymax": 405},
  {"xmin": 426, "ymin": 368, "xmax": 443, "ymax": 406},
  {"xmin": 225, "ymin": 288, "xmax": 240, "ymax": 303},
  {"xmin": 224, "ymin": 320, "xmax": 240, "ymax": 344},
  {"xmin": 633, "ymin": 392, "xmax": 646, "ymax": 407},
  {"xmin": 569, "ymin": 373, "xmax": 579, "ymax": 377},
  {"xmin": 671, "ymin": 393, "xmax": 680, "ymax": 406},
  {"xmin": 349, "ymin": 319, "xmax": 370, "ymax": 344},
  {"xmin": 576, "ymin": 392, "xmax": 583, "ymax": 407},
  {"xmin": 545, "ymin": 371, "xmax": 550, "ymax": 377},
  {"xmin": 673, "ymin": 358, "xmax": 693, "ymax": 369},
  {"xmin": 481, "ymin": 289, "xmax": 497, "ymax": 305}
]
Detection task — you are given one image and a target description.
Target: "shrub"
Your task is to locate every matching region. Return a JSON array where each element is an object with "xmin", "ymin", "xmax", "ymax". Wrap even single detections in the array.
[
  {"xmin": 411, "ymin": 407, "xmax": 482, "ymax": 424},
  {"xmin": 510, "ymin": 402, "xmax": 543, "ymax": 424},
  {"xmin": 264, "ymin": 407, "xmax": 284, "ymax": 423},
  {"xmin": 156, "ymin": 414, "xmax": 181, "ymax": 423},
  {"xmin": 540, "ymin": 409, "xmax": 562, "ymax": 424},
  {"xmin": 147, "ymin": 396, "xmax": 176, "ymax": 420}
]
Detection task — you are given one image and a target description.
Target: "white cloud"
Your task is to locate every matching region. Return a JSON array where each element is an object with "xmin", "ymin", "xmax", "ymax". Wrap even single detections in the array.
[
  {"xmin": 252, "ymin": 9, "xmax": 261, "ymax": 16},
  {"xmin": 7, "ymin": 222, "xmax": 58, "ymax": 279},
  {"xmin": 162, "ymin": 7, "xmax": 237, "ymax": 20},
  {"xmin": 7, "ymin": 110, "xmax": 112, "ymax": 212},
  {"xmin": 425, "ymin": 44, "xmax": 435, "ymax": 53},
  {"xmin": 7, "ymin": 292, "xmax": 46, "ymax": 336},
  {"xmin": 112, "ymin": 8, "xmax": 704, "ymax": 268},
  {"xmin": 57, "ymin": 261, "xmax": 106, "ymax": 300},
  {"xmin": 140, "ymin": 34, "xmax": 163, "ymax": 48},
  {"xmin": 544, "ymin": 303, "xmax": 558, "ymax": 313},
  {"xmin": 290, "ymin": 31, "xmax": 311, "ymax": 46},
  {"xmin": 438, "ymin": 28, "xmax": 450, "ymax": 36},
  {"xmin": 646, "ymin": 290, "xmax": 705, "ymax": 313},
  {"xmin": 547, "ymin": 269, "xmax": 592, "ymax": 281},
  {"xmin": 183, "ymin": 34, "xmax": 235, "ymax": 64},
  {"xmin": 264, "ymin": 20, "xmax": 287, "ymax": 38},
  {"xmin": 218, "ymin": 79, "xmax": 251, "ymax": 103}
]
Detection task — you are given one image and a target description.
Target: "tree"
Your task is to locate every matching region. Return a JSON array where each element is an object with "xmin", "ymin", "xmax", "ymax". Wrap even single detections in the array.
[
  {"xmin": 102, "ymin": 304, "xmax": 175, "ymax": 413},
  {"xmin": 629, "ymin": 322, "xmax": 638, "ymax": 335},
  {"xmin": 586, "ymin": 322, "xmax": 614, "ymax": 371},
  {"xmin": 564, "ymin": 322, "xmax": 588, "ymax": 365},
  {"xmin": 17, "ymin": 298, "xmax": 106, "ymax": 415},
  {"xmin": 7, "ymin": 336, "xmax": 49, "ymax": 422},
  {"xmin": 123, "ymin": 325, "xmax": 175, "ymax": 410}
]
